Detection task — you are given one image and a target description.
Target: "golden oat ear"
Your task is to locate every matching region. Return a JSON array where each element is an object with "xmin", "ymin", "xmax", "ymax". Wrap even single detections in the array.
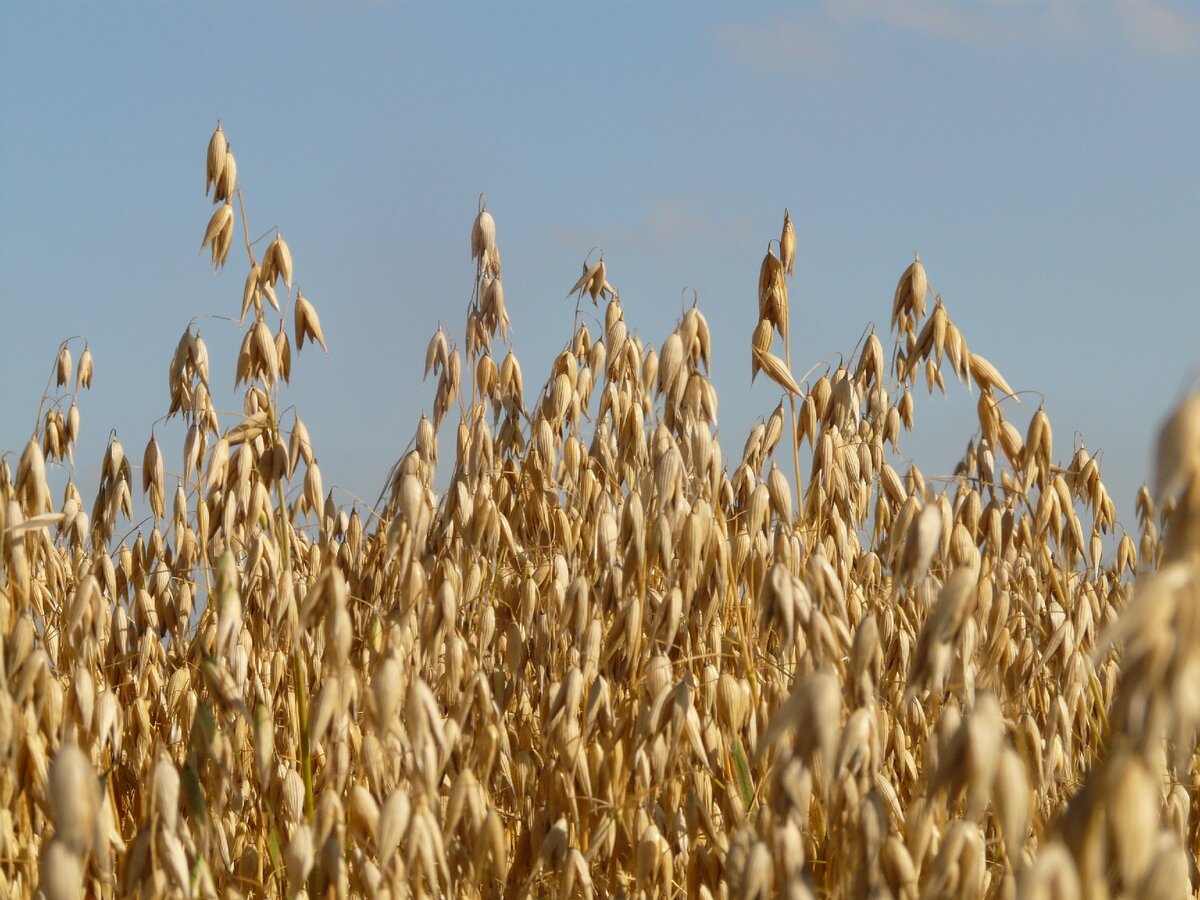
[
  {"xmin": 200, "ymin": 201, "xmax": 234, "ymax": 268},
  {"xmin": 205, "ymin": 120, "xmax": 226, "ymax": 198},
  {"xmin": 780, "ymin": 208, "xmax": 796, "ymax": 276}
]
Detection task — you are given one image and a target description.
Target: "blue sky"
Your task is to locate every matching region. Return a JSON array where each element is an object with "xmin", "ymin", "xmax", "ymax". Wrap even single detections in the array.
[{"xmin": 2, "ymin": 2, "xmax": 1198, "ymax": 528}]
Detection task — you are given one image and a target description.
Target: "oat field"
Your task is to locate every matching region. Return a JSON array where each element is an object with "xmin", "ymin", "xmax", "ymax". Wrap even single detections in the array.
[{"xmin": 3, "ymin": 122, "xmax": 1199, "ymax": 899}]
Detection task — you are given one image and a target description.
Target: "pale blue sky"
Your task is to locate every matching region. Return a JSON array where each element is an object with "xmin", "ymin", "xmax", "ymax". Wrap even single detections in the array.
[{"xmin": 2, "ymin": 2, "xmax": 1198, "ymax": 527}]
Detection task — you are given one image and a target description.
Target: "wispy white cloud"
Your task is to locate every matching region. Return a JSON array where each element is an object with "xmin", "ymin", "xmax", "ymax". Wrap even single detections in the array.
[
  {"xmin": 555, "ymin": 194, "xmax": 754, "ymax": 257},
  {"xmin": 715, "ymin": 15, "xmax": 842, "ymax": 74},
  {"xmin": 634, "ymin": 195, "xmax": 756, "ymax": 250},
  {"xmin": 1120, "ymin": 0, "xmax": 1200, "ymax": 58},
  {"xmin": 713, "ymin": 1, "xmax": 1199, "ymax": 71},
  {"xmin": 830, "ymin": 0, "xmax": 1099, "ymax": 48}
]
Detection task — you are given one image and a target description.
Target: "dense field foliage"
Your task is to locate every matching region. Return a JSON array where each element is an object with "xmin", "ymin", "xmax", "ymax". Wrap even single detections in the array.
[{"xmin": 3, "ymin": 123, "xmax": 1199, "ymax": 899}]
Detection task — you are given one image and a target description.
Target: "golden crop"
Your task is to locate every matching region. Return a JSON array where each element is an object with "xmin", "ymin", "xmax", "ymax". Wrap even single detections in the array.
[{"xmin": 2, "ymin": 122, "xmax": 1198, "ymax": 900}]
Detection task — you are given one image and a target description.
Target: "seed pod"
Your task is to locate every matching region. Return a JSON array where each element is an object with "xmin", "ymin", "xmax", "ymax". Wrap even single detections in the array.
[
  {"xmin": 304, "ymin": 459, "xmax": 324, "ymax": 519},
  {"xmin": 205, "ymin": 121, "xmax": 227, "ymax": 197},
  {"xmin": 767, "ymin": 462, "xmax": 793, "ymax": 524},
  {"xmin": 18, "ymin": 437, "xmax": 51, "ymax": 514},
  {"xmin": 56, "ymin": 345, "xmax": 72, "ymax": 388},
  {"xmin": 48, "ymin": 743, "xmax": 101, "ymax": 858},
  {"xmin": 285, "ymin": 823, "xmax": 315, "ymax": 890},
  {"xmin": 658, "ymin": 333, "xmax": 684, "ymax": 398},
  {"xmin": 716, "ymin": 672, "xmax": 749, "ymax": 732},
  {"xmin": 891, "ymin": 252, "xmax": 928, "ymax": 335},
  {"xmin": 39, "ymin": 840, "xmax": 84, "ymax": 900},
  {"xmin": 150, "ymin": 752, "xmax": 181, "ymax": 832},
  {"xmin": 378, "ymin": 790, "xmax": 411, "ymax": 861},
  {"xmin": 993, "ymin": 745, "xmax": 1031, "ymax": 854},
  {"xmin": 761, "ymin": 402, "xmax": 785, "ymax": 459},
  {"xmin": 201, "ymin": 202, "xmax": 234, "ymax": 268},
  {"xmin": 271, "ymin": 234, "xmax": 294, "ymax": 289},
  {"xmin": 348, "ymin": 783, "xmax": 380, "ymax": 849},
  {"xmin": 750, "ymin": 319, "xmax": 773, "ymax": 383},
  {"xmin": 287, "ymin": 416, "xmax": 313, "ymax": 480},
  {"xmin": 780, "ymin": 208, "xmax": 796, "ymax": 275},
  {"xmin": 758, "ymin": 248, "xmax": 788, "ymax": 339},
  {"xmin": 294, "ymin": 292, "xmax": 327, "ymax": 352},
  {"xmin": 76, "ymin": 345, "xmax": 93, "ymax": 389},
  {"xmin": 251, "ymin": 318, "xmax": 279, "ymax": 384},
  {"xmin": 241, "ymin": 265, "xmax": 262, "ymax": 320},
  {"xmin": 568, "ymin": 257, "xmax": 612, "ymax": 305},
  {"xmin": 1155, "ymin": 392, "xmax": 1200, "ymax": 503},
  {"xmin": 282, "ymin": 769, "xmax": 306, "ymax": 823},
  {"xmin": 968, "ymin": 352, "xmax": 1014, "ymax": 398},
  {"xmin": 142, "ymin": 434, "xmax": 164, "ymax": 519},
  {"xmin": 215, "ymin": 144, "xmax": 237, "ymax": 202},
  {"xmin": 752, "ymin": 347, "xmax": 802, "ymax": 396},
  {"xmin": 276, "ymin": 325, "xmax": 292, "ymax": 382},
  {"xmin": 471, "ymin": 204, "xmax": 497, "ymax": 272}
]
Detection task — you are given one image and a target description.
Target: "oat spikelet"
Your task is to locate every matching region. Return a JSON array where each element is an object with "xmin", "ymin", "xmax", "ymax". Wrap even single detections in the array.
[
  {"xmin": 780, "ymin": 209, "xmax": 797, "ymax": 276},
  {"xmin": 295, "ymin": 291, "xmax": 328, "ymax": 352},
  {"xmin": 568, "ymin": 256, "xmax": 613, "ymax": 305},
  {"xmin": 201, "ymin": 201, "xmax": 235, "ymax": 268},
  {"xmin": 205, "ymin": 120, "xmax": 227, "ymax": 197}
]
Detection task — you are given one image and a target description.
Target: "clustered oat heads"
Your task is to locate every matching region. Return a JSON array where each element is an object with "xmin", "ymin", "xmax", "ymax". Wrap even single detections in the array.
[{"xmin": 1, "ymin": 122, "xmax": 1197, "ymax": 900}]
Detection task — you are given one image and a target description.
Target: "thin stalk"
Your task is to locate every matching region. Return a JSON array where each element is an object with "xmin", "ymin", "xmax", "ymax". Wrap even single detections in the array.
[
  {"xmin": 292, "ymin": 648, "xmax": 316, "ymax": 819},
  {"xmin": 784, "ymin": 318, "xmax": 803, "ymax": 529},
  {"xmin": 270, "ymin": 408, "xmax": 311, "ymax": 827},
  {"xmin": 235, "ymin": 186, "xmax": 256, "ymax": 268},
  {"xmin": 194, "ymin": 467, "xmax": 212, "ymax": 595}
]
